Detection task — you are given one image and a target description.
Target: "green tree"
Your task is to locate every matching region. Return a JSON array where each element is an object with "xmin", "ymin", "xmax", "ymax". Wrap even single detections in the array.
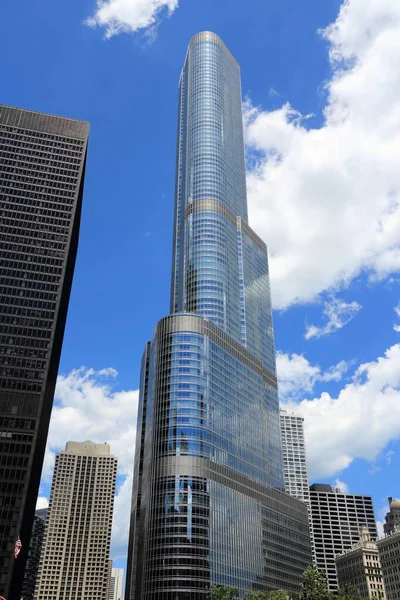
[
  {"xmin": 244, "ymin": 592, "xmax": 269, "ymax": 600},
  {"xmin": 210, "ymin": 586, "xmax": 239, "ymax": 600},
  {"xmin": 336, "ymin": 585, "xmax": 363, "ymax": 600},
  {"xmin": 300, "ymin": 566, "xmax": 332, "ymax": 600}
]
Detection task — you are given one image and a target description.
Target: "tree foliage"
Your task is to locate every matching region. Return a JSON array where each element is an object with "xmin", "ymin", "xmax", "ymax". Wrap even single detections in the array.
[
  {"xmin": 299, "ymin": 566, "xmax": 332, "ymax": 600},
  {"xmin": 210, "ymin": 586, "xmax": 239, "ymax": 600}
]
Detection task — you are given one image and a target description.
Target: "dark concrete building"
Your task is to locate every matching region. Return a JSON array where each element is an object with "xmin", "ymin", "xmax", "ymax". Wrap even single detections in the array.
[
  {"xmin": 126, "ymin": 32, "xmax": 312, "ymax": 600},
  {"xmin": 383, "ymin": 497, "xmax": 400, "ymax": 536},
  {"xmin": 21, "ymin": 508, "xmax": 47, "ymax": 600},
  {"xmin": 310, "ymin": 484, "xmax": 377, "ymax": 592},
  {"xmin": 0, "ymin": 105, "xmax": 88, "ymax": 599}
]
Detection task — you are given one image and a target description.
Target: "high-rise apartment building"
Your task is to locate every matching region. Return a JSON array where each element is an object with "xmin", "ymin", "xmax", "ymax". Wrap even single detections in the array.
[
  {"xmin": 109, "ymin": 567, "xmax": 124, "ymax": 600},
  {"xmin": 335, "ymin": 527, "xmax": 386, "ymax": 599},
  {"xmin": 280, "ymin": 410, "xmax": 314, "ymax": 564},
  {"xmin": 377, "ymin": 530, "xmax": 400, "ymax": 600},
  {"xmin": 310, "ymin": 484, "xmax": 377, "ymax": 592},
  {"xmin": 280, "ymin": 410, "xmax": 310, "ymax": 502},
  {"xmin": 21, "ymin": 508, "xmax": 48, "ymax": 600},
  {"xmin": 126, "ymin": 32, "xmax": 312, "ymax": 600},
  {"xmin": 0, "ymin": 105, "xmax": 88, "ymax": 599},
  {"xmin": 35, "ymin": 441, "xmax": 117, "ymax": 600},
  {"xmin": 383, "ymin": 497, "xmax": 400, "ymax": 536}
]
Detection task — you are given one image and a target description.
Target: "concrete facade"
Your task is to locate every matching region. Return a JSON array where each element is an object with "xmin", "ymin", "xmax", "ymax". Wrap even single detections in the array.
[
  {"xmin": 310, "ymin": 483, "xmax": 377, "ymax": 591},
  {"xmin": 34, "ymin": 441, "xmax": 117, "ymax": 600},
  {"xmin": 377, "ymin": 530, "xmax": 400, "ymax": 600},
  {"xmin": 336, "ymin": 527, "xmax": 386, "ymax": 599}
]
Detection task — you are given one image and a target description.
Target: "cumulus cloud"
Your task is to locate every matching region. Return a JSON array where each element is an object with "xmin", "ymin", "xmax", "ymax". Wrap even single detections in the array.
[
  {"xmin": 86, "ymin": 0, "xmax": 179, "ymax": 38},
  {"xmin": 277, "ymin": 351, "xmax": 350, "ymax": 400},
  {"xmin": 42, "ymin": 368, "xmax": 139, "ymax": 555},
  {"xmin": 245, "ymin": 0, "xmax": 400, "ymax": 309},
  {"xmin": 36, "ymin": 497, "xmax": 49, "ymax": 510},
  {"xmin": 334, "ymin": 479, "xmax": 349, "ymax": 494},
  {"xmin": 305, "ymin": 297, "xmax": 362, "ymax": 339},
  {"xmin": 282, "ymin": 344, "xmax": 400, "ymax": 479}
]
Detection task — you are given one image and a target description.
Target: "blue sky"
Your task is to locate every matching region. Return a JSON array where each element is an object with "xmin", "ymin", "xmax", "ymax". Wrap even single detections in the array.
[{"xmin": 2, "ymin": 0, "xmax": 400, "ymax": 573}]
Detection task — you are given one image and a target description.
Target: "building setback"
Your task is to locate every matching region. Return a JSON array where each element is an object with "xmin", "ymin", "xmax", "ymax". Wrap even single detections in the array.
[
  {"xmin": 377, "ymin": 530, "xmax": 400, "ymax": 600},
  {"xmin": 0, "ymin": 105, "xmax": 88, "ymax": 599},
  {"xmin": 335, "ymin": 527, "xmax": 386, "ymax": 599},
  {"xmin": 126, "ymin": 31, "xmax": 312, "ymax": 600},
  {"xmin": 310, "ymin": 484, "xmax": 377, "ymax": 592},
  {"xmin": 34, "ymin": 441, "xmax": 117, "ymax": 600}
]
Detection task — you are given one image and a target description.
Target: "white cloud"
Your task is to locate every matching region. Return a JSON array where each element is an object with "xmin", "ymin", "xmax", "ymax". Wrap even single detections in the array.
[
  {"xmin": 245, "ymin": 0, "xmax": 400, "ymax": 309},
  {"xmin": 42, "ymin": 368, "xmax": 139, "ymax": 554},
  {"xmin": 86, "ymin": 0, "xmax": 179, "ymax": 38},
  {"xmin": 394, "ymin": 304, "xmax": 400, "ymax": 331},
  {"xmin": 277, "ymin": 351, "xmax": 350, "ymax": 400},
  {"xmin": 334, "ymin": 478, "xmax": 349, "ymax": 494},
  {"xmin": 36, "ymin": 497, "xmax": 49, "ymax": 510},
  {"xmin": 305, "ymin": 297, "xmax": 362, "ymax": 339},
  {"xmin": 283, "ymin": 344, "xmax": 400, "ymax": 479}
]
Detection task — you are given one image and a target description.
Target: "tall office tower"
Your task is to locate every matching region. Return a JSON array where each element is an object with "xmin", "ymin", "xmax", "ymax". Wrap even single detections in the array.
[
  {"xmin": 280, "ymin": 410, "xmax": 315, "ymax": 564},
  {"xmin": 35, "ymin": 441, "xmax": 118, "ymax": 600},
  {"xmin": 0, "ymin": 105, "xmax": 88, "ymax": 598},
  {"xmin": 377, "ymin": 530, "xmax": 400, "ymax": 600},
  {"xmin": 126, "ymin": 32, "xmax": 312, "ymax": 600},
  {"xmin": 383, "ymin": 497, "xmax": 400, "ymax": 535},
  {"xmin": 21, "ymin": 508, "xmax": 48, "ymax": 600},
  {"xmin": 310, "ymin": 484, "xmax": 377, "ymax": 592},
  {"xmin": 108, "ymin": 567, "xmax": 124, "ymax": 600}
]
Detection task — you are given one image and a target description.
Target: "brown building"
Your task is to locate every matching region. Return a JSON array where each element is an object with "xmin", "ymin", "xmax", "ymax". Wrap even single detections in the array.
[{"xmin": 336, "ymin": 527, "xmax": 386, "ymax": 599}]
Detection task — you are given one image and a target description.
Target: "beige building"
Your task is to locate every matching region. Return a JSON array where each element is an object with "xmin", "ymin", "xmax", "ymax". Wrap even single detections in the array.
[
  {"xmin": 336, "ymin": 527, "xmax": 386, "ymax": 599},
  {"xmin": 35, "ymin": 441, "xmax": 117, "ymax": 600},
  {"xmin": 377, "ymin": 529, "xmax": 400, "ymax": 600}
]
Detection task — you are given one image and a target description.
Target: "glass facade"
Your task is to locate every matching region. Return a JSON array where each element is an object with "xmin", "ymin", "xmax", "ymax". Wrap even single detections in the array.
[
  {"xmin": 0, "ymin": 105, "xmax": 88, "ymax": 599},
  {"xmin": 126, "ymin": 33, "xmax": 312, "ymax": 600}
]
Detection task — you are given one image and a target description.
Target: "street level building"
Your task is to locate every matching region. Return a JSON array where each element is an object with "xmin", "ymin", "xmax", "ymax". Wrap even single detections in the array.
[
  {"xmin": 0, "ymin": 105, "xmax": 88, "ymax": 599},
  {"xmin": 109, "ymin": 567, "xmax": 124, "ymax": 600},
  {"xmin": 336, "ymin": 527, "xmax": 386, "ymax": 599},
  {"xmin": 310, "ymin": 484, "xmax": 377, "ymax": 592},
  {"xmin": 383, "ymin": 497, "xmax": 400, "ymax": 536},
  {"xmin": 377, "ymin": 530, "xmax": 400, "ymax": 600},
  {"xmin": 126, "ymin": 32, "xmax": 312, "ymax": 600},
  {"xmin": 21, "ymin": 508, "xmax": 48, "ymax": 600},
  {"xmin": 34, "ymin": 441, "xmax": 117, "ymax": 600}
]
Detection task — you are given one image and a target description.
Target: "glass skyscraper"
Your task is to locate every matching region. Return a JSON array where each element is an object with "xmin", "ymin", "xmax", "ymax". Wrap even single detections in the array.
[{"xmin": 126, "ymin": 32, "xmax": 311, "ymax": 599}]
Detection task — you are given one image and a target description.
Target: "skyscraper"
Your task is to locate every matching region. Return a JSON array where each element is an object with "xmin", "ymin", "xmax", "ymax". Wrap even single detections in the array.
[
  {"xmin": 309, "ymin": 484, "xmax": 377, "ymax": 591},
  {"xmin": 280, "ymin": 410, "xmax": 310, "ymax": 503},
  {"xmin": 35, "ymin": 441, "xmax": 118, "ymax": 600},
  {"xmin": 109, "ymin": 567, "xmax": 124, "ymax": 600},
  {"xmin": 126, "ymin": 32, "xmax": 311, "ymax": 600},
  {"xmin": 377, "ymin": 530, "xmax": 400, "ymax": 600},
  {"xmin": 0, "ymin": 105, "xmax": 88, "ymax": 599},
  {"xmin": 21, "ymin": 508, "xmax": 48, "ymax": 600},
  {"xmin": 280, "ymin": 410, "xmax": 315, "ymax": 564}
]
